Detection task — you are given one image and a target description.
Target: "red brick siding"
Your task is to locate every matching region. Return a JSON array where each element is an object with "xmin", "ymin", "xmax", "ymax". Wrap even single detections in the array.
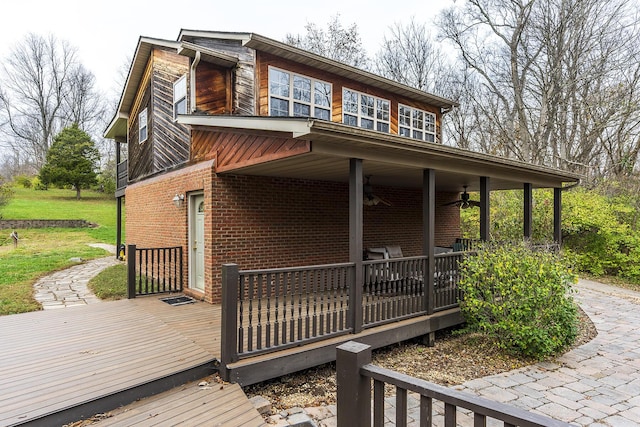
[{"xmin": 126, "ymin": 171, "xmax": 461, "ymax": 303}]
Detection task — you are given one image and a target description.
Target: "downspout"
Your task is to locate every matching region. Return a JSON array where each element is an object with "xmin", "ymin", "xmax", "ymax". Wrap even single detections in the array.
[{"xmin": 190, "ymin": 51, "xmax": 201, "ymax": 112}]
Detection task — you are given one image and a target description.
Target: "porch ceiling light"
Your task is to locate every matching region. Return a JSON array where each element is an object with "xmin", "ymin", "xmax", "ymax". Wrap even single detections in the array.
[{"xmin": 172, "ymin": 193, "xmax": 185, "ymax": 208}]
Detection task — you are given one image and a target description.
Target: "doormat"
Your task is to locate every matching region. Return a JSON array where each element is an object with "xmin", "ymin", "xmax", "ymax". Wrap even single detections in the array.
[{"xmin": 160, "ymin": 295, "xmax": 196, "ymax": 306}]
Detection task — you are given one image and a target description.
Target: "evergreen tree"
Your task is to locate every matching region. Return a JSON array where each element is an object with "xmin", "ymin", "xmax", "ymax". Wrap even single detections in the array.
[{"xmin": 39, "ymin": 124, "xmax": 100, "ymax": 199}]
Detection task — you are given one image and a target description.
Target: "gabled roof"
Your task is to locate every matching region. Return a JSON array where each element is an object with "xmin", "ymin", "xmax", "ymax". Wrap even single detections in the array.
[
  {"xmin": 105, "ymin": 29, "xmax": 459, "ymax": 139},
  {"xmin": 105, "ymin": 37, "xmax": 179, "ymax": 139},
  {"xmin": 177, "ymin": 29, "xmax": 458, "ymax": 110}
]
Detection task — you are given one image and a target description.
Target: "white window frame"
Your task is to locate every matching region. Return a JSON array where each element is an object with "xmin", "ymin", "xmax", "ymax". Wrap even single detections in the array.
[
  {"xmin": 268, "ymin": 66, "xmax": 332, "ymax": 120},
  {"xmin": 398, "ymin": 104, "xmax": 436, "ymax": 142},
  {"xmin": 342, "ymin": 88, "xmax": 390, "ymax": 133},
  {"xmin": 173, "ymin": 75, "xmax": 187, "ymax": 120},
  {"xmin": 138, "ymin": 108, "xmax": 148, "ymax": 143}
]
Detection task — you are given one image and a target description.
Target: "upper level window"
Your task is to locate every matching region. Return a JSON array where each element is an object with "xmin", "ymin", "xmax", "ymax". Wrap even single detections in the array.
[
  {"xmin": 268, "ymin": 67, "xmax": 332, "ymax": 120},
  {"xmin": 342, "ymin": 88, "xmax": 390, "ymax": 133},
  {"xmin": 139, "ymin": 108, "xmax": 148, "ymax": 143},
  {"xmin": 173, "ymin": 75, "xmax": 187, "ymax": 119},
  {"xmin": 399, "ymin": 105, "xmax": 436, "ymax": 142}
]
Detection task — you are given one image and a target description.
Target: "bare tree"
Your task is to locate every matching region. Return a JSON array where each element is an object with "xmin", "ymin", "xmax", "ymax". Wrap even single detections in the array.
[
  {"xmin": 375, "ymin": 19, "xmax": 448, "ymax": 94},
  {"xmin": 0, "ymin": 33, "xmax": 106, "ymax": 171},
  {"xmin": 438, "ymin": 0, "xmax": 640, "ymax": 177},
  {"xmin": 284, "ymin": 14, "xmax": 370, "ymax": 69}
]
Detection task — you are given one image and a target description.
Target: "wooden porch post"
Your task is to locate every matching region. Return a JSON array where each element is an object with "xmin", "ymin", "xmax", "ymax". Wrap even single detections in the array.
[
  {"xmin": 349, "ymin": 158, "xmax": 364, "ymax": 334},
  {"xmin": 423, "ymin": 169, "xmax": 435, "ymax": 316},
  {"xmin": 480, "ymin": 177, "xmax": 490, "ymax": 241},
  {"xmin": 524, "ymin": 183, "xmax": 532, "ymax": 239},
  {"xmin": 336, "ymin": 341, "xmax": 372, "ymax": 426},
  {"xmin": 220, "ymin": 263, "xmax": 239, "ymax": 381},
  {"xmin": 127, "ymin": 244, "xmax": 136, "ymax": 299},
  {"xmin": 554, "ymin": 187, "xmax": 562, "ymax": 245}
]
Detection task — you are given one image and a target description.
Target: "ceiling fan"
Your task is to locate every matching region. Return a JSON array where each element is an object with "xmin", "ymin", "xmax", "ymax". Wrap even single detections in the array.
[
  {"xmin": 363, "ymin": 175, "xmax": 391, "ymax": 206},
  {"xmin": 442, "ymin": 185, "xmax": 481, "ymax": 209}
]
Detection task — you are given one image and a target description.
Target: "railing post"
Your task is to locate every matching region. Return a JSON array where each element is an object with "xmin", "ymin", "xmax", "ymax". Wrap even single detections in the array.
[
  {"xmin": 337, "ymin": 341, "xmax": 371, "ymax": 427},
  {"xmin": 220, "ymin": 263, "xmax": 239, "ymax": 382},
  {"xmin": 127, "ymin": 244, "xmax": 136, "ymax": 299}
]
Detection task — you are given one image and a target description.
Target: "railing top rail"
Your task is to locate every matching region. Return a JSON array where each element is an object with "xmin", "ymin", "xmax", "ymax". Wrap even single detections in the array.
[
  {"xmin": 361, "ymin": 364, "xmax": 571, "ymax": 427},
  {"xmin": 239, "ymin": 261, "xmax": 355, "ymax": 276},
  {"xmin": 362, "ymin": 255, "xmax": 428, "ymax": 266},
  {"xmin": 134, "ymin": 246, "xmax": 182, "ymax": 251}
]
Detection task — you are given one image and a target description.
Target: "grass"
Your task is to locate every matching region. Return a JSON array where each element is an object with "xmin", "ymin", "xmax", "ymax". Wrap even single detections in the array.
[
  {"xmin": 2, "ymin": 186, "xmax": 120, "ymax": 243},
  {"xmin": 0, "ymin": 185, "xmax": 122, "ymax": 315},
  {"xmin": 88, "ymin": 263, "xmax": 127, "ymax": 300}
]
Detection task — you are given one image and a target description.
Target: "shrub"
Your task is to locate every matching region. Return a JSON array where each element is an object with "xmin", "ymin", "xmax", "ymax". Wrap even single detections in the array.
[
  {"xmin": 458, "ymin": 241, "xmax": 579, "ymax": 359},
  {"xmin": 14, "ymin": 175, "xmax": 33, "ymax": 188}
]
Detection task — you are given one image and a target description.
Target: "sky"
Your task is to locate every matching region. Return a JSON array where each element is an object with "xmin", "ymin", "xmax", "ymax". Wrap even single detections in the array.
[{"xmin": 0, "ymin": 0, "xmax": 455, "ymax": 97}]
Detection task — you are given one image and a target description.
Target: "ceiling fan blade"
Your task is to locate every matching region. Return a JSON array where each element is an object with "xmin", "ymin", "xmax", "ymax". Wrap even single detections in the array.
[{"xmin": 441, "ymin": 200, "xmax": 463, "ymax": 207}]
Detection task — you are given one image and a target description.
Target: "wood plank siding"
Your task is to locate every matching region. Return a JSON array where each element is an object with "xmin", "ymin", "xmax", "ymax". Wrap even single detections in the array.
[
  {"xmin": 191, "ymin": 129, "xmax": 311, "ymax": 171},
  {"xmin": 255, "ymin": 51, "xmax": 443, "ymax": 143},
  {"xmin": 183, "ymin": 37, "xmax": 256, "ymax": 115},
  {"xmin": 127, "ymin": 48, "xmax": 190, "ymax": 182},
  {"xmin": 196, "ymin": 62, "xmax": 233, "ymax": 114}
]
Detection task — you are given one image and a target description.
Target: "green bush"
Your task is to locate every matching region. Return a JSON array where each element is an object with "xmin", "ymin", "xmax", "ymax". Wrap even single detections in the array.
[
  {"xmin": 14, "ymin": 175, "xmax": 33, "ymax": 188},
  {"xmin": 458, "ymin": 242, "xmax": 579, "ymax": 359}
]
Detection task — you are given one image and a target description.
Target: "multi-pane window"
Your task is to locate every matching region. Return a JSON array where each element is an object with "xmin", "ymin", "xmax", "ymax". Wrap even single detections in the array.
[
  {"xmin": 138, "ymin": 108, "xmax": 148, "ymax": 143},
  {"xmin": 399, "ymin": 105, "xmax": 436, "ymax": 142},
  {"xmin": 173, "ymin": 75, "xmax": 187, "ymax": 119},
  {"xmin": 342, "ymin": 88, "xmax": 390, "ymax": 133},
  {"xmin": 268, "ymin": 67, "xmax": 332, "ymax": 120}
]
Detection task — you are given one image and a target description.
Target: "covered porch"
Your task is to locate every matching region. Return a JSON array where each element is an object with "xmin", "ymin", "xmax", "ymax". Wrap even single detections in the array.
[{"xmin": 175, "ymin": 116, "xmax": 582, "ymax": 384}]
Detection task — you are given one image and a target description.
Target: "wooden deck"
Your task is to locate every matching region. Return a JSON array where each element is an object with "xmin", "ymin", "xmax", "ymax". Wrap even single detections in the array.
[
  {"xmin": 96, "ymin": 379, "xmax": 263, "ymax": 426},
  {"xmin": 0, "ymin": 289, "xmax": 464, "ymax": 426},
  {"xmin": 0, "ymin": 296, "xmax": 242, "ymax": 427}
]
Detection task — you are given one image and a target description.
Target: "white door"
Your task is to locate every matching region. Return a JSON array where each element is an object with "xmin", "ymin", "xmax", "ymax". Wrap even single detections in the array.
[{"xmin": 190, "ymin": 194, "xmax": 205, "ymax": 292}]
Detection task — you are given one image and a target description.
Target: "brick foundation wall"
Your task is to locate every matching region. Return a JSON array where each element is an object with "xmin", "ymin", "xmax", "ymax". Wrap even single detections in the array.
[{"xmin": 126, "ymin": 168, "xmax": 461, "ymax": 304}]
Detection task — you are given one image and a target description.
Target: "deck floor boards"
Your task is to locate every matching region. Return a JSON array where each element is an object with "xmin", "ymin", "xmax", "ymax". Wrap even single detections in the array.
[{"xmin": 0, "ymin": 296, "xmax": 231, "ymax": 427}]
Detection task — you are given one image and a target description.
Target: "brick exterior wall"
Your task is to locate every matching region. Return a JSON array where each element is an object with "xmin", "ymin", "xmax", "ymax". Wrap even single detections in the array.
[{"xmin": 126, "ymin": 167, "xmax": 461, "ymax": 304}]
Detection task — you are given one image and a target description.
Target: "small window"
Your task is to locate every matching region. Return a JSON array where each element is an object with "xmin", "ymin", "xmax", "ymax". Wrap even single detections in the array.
[
  {"xmin": 342, "ymin": 88, "xmax": 390, "ymax": 133},
  {"xmin": 139, "ymin": 108, "xmax": 148, "ymax": 143},
  {"xmin": 173, "ymin": 75, "xmax": 187, "ymax": 119}
]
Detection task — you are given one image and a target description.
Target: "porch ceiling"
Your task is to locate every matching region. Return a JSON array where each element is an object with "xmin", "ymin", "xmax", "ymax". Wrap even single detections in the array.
[{"xmin": 179, "ymin": 116, "xmax": 583, "ymax": 192}]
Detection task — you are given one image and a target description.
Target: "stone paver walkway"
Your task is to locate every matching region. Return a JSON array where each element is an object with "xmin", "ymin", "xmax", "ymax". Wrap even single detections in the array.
[
  {"xmin": 303, "ymin": 279, "xmax": 640, "ymax": 426},
  {"xmin": 33, "ymin": 244, "xmax": 121, "ymax": 309}
]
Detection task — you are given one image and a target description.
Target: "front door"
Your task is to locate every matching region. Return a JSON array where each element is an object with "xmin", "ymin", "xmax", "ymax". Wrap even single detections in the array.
[{"xmin": 190, "ymin": 194, "xmax": 205, "ymax": 292}]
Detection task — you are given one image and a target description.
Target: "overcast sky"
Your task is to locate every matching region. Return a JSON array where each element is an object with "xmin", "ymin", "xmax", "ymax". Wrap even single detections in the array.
[{"xmin": 0, "ymin": 0, "xmax": 454, "ymax": 97}]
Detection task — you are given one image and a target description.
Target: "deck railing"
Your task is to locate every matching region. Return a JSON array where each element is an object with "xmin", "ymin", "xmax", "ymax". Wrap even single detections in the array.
[
  {"xmin": 221, "ymin": 251, "xmax": 468, "ymax": 366},
  {"xmin": 126, "ymin": 244, "xmax": 183, "ymax": 298},
  {"xmin": 363, "ymin": 256, "xmax": 427, "ymax": 328},
  {"xmin": 336, "ymin": 341, "xmax": 571, "ymax": 427},
  {"xmin": 221, "ymin": 263, "xmax": 354, "ymax": 364}
]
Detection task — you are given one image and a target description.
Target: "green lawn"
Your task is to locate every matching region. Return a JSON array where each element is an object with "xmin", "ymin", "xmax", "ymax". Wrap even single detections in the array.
[{"xmin": 0, "ymin": 186, "xmax": 123, "ymax": 315}]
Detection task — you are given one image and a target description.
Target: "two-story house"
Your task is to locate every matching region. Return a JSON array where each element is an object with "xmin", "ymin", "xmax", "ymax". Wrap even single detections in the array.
[{"xmin": 105, "ymin": 30, "xmax": 581, "ymax": 383}]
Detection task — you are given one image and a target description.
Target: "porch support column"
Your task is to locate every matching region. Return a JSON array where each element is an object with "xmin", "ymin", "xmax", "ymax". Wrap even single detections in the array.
[
  {"xmin": 524, "ymin": 183, "xmax": 533, "ymax": 240},
  {"xmin": 423, "ymin": 169, "xmax": 435, "ymax": 315},
  {"xmin": 349, "ymin": 158, "xmax": 363, "ymax": 334},
  {"xmin": 554, "ymin": 187, "xmax": 562, "ymax": 246},
  {"xmin": 480, "ymin": 176, "xmax": 490, "ymax": 241}
]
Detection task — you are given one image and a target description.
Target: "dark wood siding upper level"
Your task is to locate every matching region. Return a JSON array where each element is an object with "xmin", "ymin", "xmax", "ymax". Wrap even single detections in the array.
[
  {"xmin": 127, "ymin": 48, "xmax": 191, "ymax": 182},
  {"xmin": 255, "ymin": 51, "xmax": 443, "ymax": 143},
  {"xmin": 151, "ymin": 50, "xmax": 190, "ymax": 172}
]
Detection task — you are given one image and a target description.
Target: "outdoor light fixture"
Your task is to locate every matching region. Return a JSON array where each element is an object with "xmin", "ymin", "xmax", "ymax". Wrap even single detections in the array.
[{"xmin": 172, "ymin": 193, "xmax": 185, "ymax": 208}]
